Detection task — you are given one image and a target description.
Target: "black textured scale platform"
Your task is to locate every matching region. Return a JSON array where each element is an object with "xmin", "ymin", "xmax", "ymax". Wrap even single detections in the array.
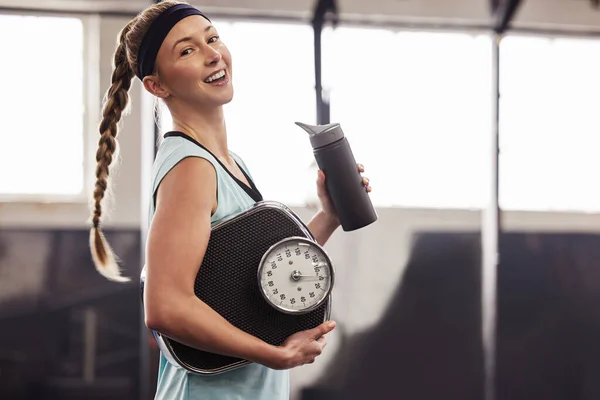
[{"xmin": 153, "ymin": 201, "xmax": 329, "ymax": 374}]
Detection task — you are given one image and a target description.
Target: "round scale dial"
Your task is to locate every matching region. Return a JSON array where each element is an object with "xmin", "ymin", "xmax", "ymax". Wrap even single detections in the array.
[{"xmin": 258, "ymin": 237, "xmax": 334, "ymax": 314}]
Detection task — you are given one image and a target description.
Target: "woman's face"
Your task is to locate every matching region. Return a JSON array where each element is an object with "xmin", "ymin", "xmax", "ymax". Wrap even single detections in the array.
[{"xmin": 152, "ymin": 15, "xmax": 233, "ymax": 108}]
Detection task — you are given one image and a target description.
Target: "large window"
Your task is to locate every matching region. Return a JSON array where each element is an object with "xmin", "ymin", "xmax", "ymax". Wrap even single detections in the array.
[
  {"xmin": 159, "ymin": 21, "xmax": 600, "ymax": 212},
  {"xmin": 324, "ymin": 28, "xmax": 493, "ymax": 209},
  {"xmin": 499, "ymin": 35, "xmax": 600, "ymax": 212},
  {"xmin": 0, "ymin": 14, "xmax": 85, "ymax": 198},
  {"xmin": 160, "ymin": 20, "xmax": 316, "ymax": 205},
  {"xmin": 161, "ymin": 23, "xmax": 493, "ymax": 209}
]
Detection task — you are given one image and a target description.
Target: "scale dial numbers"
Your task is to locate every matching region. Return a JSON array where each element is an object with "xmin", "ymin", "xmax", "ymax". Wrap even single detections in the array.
[{"xmin": 258, "ymin": 237, "xmax": 334, "ymax": 314}]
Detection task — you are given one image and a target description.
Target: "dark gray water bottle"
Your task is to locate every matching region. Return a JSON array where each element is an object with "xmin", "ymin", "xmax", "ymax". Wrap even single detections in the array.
[{"xmin": 296, "ymin": 121, "xmax": 378, "ymax": 231}]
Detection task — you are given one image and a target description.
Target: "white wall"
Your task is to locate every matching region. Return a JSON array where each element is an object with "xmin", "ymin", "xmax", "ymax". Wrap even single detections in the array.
[{"xmin": 2, "ymin": 3, "xmax": 600, "ymax": 399}]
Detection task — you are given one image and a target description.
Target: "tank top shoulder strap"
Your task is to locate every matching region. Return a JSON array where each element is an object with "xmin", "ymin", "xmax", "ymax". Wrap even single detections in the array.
[
  {"xmin": 152, "ymin": 133, "xmax": 221, "ymax": 203},
  {"xmin": 160, "ymin": 132, "xmax": 263, "ymax": 203}
]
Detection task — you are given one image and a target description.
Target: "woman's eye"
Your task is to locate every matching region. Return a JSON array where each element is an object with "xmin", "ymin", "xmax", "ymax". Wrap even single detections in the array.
[
  {"xmin": 208, "ymin": 35, "xmax": 220, "ymax": 44},
  {"xmin": 181, "ymin": 48, "xmax": 193, "ymax": 56}
]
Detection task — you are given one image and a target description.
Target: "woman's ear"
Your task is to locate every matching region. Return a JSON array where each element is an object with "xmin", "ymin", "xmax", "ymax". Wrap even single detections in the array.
[{"xmin": 143, "ymin": 75, "xmax": 169, "ymax": 99}]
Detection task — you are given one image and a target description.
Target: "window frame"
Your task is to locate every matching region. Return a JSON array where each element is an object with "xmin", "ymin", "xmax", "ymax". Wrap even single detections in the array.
[{"xmin": 0, "ymin": 11, "xmax": 100, "ymax": 205}]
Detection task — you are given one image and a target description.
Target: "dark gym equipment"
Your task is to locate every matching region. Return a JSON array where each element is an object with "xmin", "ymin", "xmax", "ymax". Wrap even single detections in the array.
[
  {"xmin": 491, "ymin": 0, "xmax": 523, "ymax": 34},
  {"xmin": 312, "ymin": 0, "xmax": 338, "ymax": 126}
]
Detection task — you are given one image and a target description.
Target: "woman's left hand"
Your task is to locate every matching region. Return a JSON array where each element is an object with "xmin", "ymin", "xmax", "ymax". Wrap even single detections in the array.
[{"xmin": 317, "ymin": 163, "xmax": 371, "ymax": 221}]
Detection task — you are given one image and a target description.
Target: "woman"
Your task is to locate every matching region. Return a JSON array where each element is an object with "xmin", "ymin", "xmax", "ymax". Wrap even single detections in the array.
[{"xmin": 88, "ymin": 1, "xmax": 371, "ymax": 399}]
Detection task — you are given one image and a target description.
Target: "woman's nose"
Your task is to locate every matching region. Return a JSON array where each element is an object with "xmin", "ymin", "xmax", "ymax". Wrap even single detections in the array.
[{"xmin": 205, "ymin": 46, "xmax": 222, "ymax": 66}]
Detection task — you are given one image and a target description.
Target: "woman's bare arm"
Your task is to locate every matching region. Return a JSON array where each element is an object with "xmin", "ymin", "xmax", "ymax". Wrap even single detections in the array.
[
  {"xmin": 307, "ymin": 209, "xmax": 340, "ymax": 246},
  {"xmin": 143, "ymin": 157, "xmax": 283, "ymax": 367},
  {"xmin": 142, "ymin": 157, "xmax": 334, "ymax": 369}
]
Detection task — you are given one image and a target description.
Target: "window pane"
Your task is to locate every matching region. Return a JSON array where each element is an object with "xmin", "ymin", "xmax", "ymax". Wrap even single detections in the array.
[
  {"xmin": 499, "ymin": 36, "xmax": 600, "ymax": 212},
  {"xmin": 160, "ymin": 20, "xmax": 315, "ymax": 205},
  {"xmin": 0, "ymin": 15, "xmax": 84, "ymax": 196},
  {"xmin": 325, "ymin": 28, "xmax": 493, "ymax": 209}
]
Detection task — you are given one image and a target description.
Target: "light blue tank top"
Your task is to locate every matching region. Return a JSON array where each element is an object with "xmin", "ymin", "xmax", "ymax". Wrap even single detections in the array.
[{"xmin": 147, "ymin": 132, "xmax": 290, "ymax": 400}]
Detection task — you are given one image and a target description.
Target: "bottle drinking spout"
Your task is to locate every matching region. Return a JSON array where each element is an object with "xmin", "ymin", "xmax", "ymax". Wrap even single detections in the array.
[
  {"xmin": 295, "ymin": 121, "xmax": 346, "ymax": 150},
  {"xmin": 295, "ymin": 122, "xmax": 339, "ymax": 136}
]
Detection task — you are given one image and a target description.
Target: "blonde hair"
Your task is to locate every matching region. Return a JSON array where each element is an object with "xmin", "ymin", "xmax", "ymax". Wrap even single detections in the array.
[{"xmin": 90, "ymin": 1, "xmax": 185, "ymax": 282}]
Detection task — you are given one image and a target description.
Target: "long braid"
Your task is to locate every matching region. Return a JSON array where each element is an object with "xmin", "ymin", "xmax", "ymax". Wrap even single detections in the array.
[
  {"xmin": 89, "ymin": 21, "xmax": 136, "ymax": 282},
  {"xmin": 89, "ymin": 0, "xmax": 184, "ymax": 282}
]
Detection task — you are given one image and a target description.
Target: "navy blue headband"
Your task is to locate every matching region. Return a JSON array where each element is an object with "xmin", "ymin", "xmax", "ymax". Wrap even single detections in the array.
[{"xmin": 137, "ymin": 4, "xmax": 210, "ymax": 79}]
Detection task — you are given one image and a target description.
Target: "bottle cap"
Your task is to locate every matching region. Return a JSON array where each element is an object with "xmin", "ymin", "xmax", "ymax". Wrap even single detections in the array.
[{"xmin": 295, "ymin": 122, "xmax": 345, "ymax": 149}]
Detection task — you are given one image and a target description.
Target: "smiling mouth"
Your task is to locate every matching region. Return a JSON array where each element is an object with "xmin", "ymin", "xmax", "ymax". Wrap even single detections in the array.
[{"xmin": 204, "ymin": 69, "xmax": 226, "ymax": 83}]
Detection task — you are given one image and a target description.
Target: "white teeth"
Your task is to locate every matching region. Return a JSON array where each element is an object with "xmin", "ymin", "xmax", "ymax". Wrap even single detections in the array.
[{"xmin": 205, "ymin": 70, "xmax": 225, "ymax": 82}]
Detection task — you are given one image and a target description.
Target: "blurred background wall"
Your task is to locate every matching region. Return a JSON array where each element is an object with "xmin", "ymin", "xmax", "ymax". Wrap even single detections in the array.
[{"xmin": 1, "ymin": 0, "xmax": 600, "ymax": 399}]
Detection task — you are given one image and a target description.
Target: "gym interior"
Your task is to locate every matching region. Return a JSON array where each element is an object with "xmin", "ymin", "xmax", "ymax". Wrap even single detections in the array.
[{"xmin": 1, "ymin": 0, "xmax": 599, "ymax": 399}]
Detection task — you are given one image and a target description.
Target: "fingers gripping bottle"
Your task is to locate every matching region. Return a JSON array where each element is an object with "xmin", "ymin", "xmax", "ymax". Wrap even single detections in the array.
[{"xmin": 295, "ymin": 122, "xmax": 378, "ymax": 231}]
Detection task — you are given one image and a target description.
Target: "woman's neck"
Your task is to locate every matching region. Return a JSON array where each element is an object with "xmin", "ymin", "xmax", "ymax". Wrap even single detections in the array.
[{"xmin": 169, "ymin": 104, "xmax": 229, "ymax": 159}]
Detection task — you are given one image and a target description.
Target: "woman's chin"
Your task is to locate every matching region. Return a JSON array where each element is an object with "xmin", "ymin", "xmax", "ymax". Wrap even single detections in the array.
[
  {"xmin": 213, "ymin": 88, "xmax": 234, "ymax": 106},
  {"xmin": 188, "ymin": 83, "xmax": 234, "ymax": 108}
]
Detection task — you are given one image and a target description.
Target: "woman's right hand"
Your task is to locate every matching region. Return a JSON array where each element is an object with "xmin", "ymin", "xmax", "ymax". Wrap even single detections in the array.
[{"xmin": 267, "ymin": 320, "xmax": 337, "ymax": 370}]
